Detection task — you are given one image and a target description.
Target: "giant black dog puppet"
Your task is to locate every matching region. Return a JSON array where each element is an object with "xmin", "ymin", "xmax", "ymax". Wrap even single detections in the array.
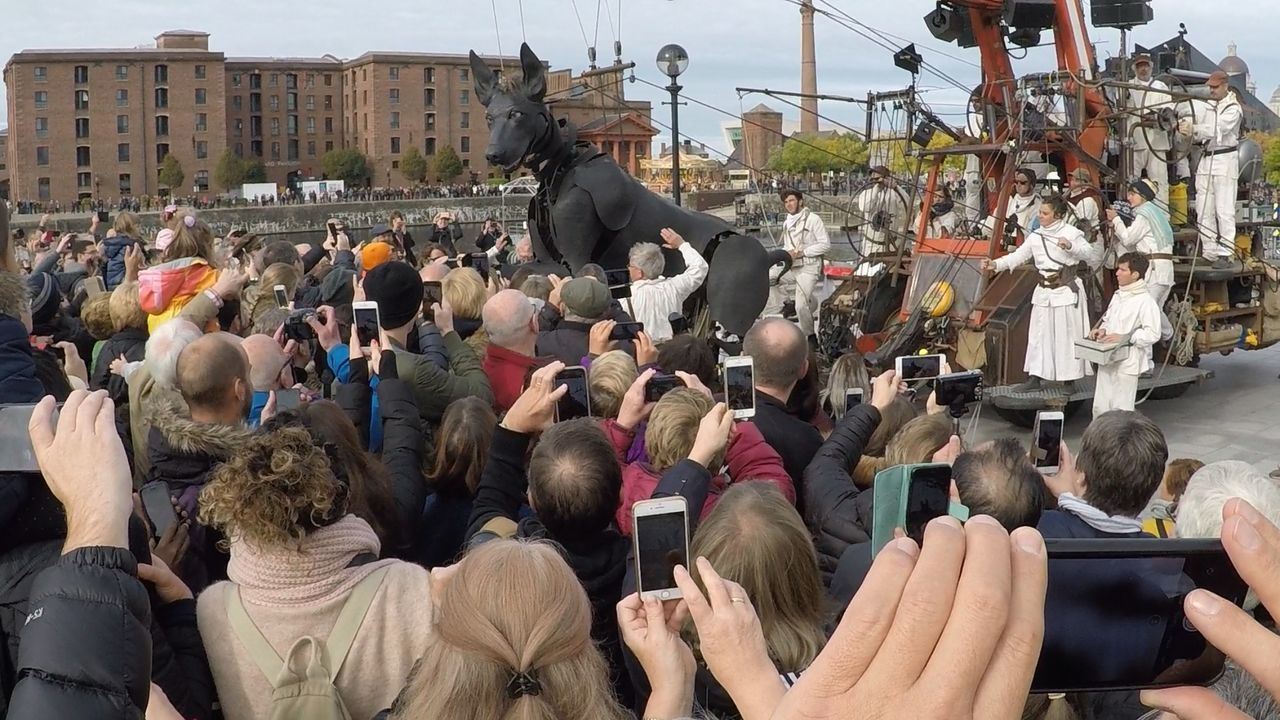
[{"xmin": 469, "ymin": 44, "xmax": 785, "ymax": 336}]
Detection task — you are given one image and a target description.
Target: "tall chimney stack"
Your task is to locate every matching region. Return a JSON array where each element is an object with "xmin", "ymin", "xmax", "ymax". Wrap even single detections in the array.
[{"xmin": 800, "ymin": 0, "xmax": 819, "ymax": 134}]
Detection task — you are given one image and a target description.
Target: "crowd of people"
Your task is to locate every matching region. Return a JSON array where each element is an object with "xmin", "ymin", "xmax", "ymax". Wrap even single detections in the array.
[{"xmin": 3, "ymin": 192, "xmax": 1280, "ymax": 720}]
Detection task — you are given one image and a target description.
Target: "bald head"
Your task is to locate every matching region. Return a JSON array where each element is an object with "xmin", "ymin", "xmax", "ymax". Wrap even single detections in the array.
[
  {"xmin": 742, "ymin": 317, "xmax": 808, "ymax": 392},
  {"xmin": 484, "ymin": 289, "xmax": 537, "ymax": 349},
  {"xmin": 176, "ymin": 334, "xmax": 251, "ymax": 415},
  {"xmin": 419, "ymin": 263, "xmax": 448, "ymax": 282},
  {"xmin": 241, "ymin": 334, "xmax": 290, "ymax": 392}
]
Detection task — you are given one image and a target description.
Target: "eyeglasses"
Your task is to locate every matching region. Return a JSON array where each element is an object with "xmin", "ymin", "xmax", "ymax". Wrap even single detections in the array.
[{"xmin": 1015, "ymin": 180, "xmax": 1030, "ymax": 186}]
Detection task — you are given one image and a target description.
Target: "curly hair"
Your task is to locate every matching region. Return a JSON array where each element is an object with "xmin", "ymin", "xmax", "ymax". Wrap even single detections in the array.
[
  {"xmin": 199, "ymin": 426, "xmax": 349, "ymax": 549},
  {"xmin": 79, "ymin": 293, "xmax": 114, "ymax": 341}
]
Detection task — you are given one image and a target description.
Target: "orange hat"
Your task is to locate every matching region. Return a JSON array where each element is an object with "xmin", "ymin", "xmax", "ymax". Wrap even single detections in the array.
[{"xmin": 360, "ymin": 241, "xmax": 395, "ymax": 271}]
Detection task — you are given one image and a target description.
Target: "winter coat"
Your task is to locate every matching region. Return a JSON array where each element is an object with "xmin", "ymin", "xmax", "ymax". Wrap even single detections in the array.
[
  {"xmin": 536, "ymin": 318, "xmax": 634, "ymax": 366},
  {"xmin": 801, "ymin": 404, "xmax": 882, "ymax": 584},
  {"xmin": 102, "ymin": 235, "xmax": 141, "ymax": 290},
  {"xmin": 604, "ymin": 419, "xmax": 794, "ymax": 536},
  {"xmin": 0, "ymin": 314, "xmax": 42, "ymax": 404},
  {"xmin": 91, "ymin": 327, "xmax": 148, "ymax": 404},
  {"xmin": 751, "ymin": 391, "xmax": 824, "ymax": 516},
  {"xmin": 393, "ymin": 330, "xmax": 494, "ymax": 424},
  {"xmin": 138, "ymin": 257, "xmax": 218, "ymax": 333}
]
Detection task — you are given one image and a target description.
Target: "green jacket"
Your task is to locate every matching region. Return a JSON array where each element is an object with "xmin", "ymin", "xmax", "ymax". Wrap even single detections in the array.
[{"xmin": 394, "ymin": 330, "xmax": 494, "ymax": 423}]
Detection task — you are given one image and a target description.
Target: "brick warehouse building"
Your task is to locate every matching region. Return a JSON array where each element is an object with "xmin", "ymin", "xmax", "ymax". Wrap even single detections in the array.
[{"xmin": 4, "ymin": 30, "xmax": 655, "ymax": 205}]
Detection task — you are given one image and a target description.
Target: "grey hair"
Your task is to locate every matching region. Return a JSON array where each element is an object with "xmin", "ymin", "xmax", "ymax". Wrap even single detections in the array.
[
  {"xmin": 1211, "ymin": 658, "xmax": 1280, "ymax": 719},
  {"xmin": 819, "ymin": 351, "xmax": 872, "ymax": 420},
  {"xmin": 1076, "ymin": 411, "xmax": 1167, "ymax": 518},
  {"xmin": 520, "ymin": 274, "xmax": 552, "ymax": 302},
  {"xmin": 1176, "ymin": 461, "xmax": 1280, "ymax": 611},
  {"xmin": 628, "ymin": 243, "xmax": 665, "ymax": 280},
  {"xmin": 145, "ymin": 318, "xmax": 204, "ymax": 388},
  {"xmin": 482, "ymin": 290, "xmax": 536, "ymax": 348}
]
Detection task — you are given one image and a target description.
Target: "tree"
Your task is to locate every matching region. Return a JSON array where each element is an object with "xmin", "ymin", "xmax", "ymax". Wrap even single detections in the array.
[
  {"xmin": 765, "ymin": 133, "xmax": 869, "ymax": 183},
  {"xmin": 158, "ymin": 154, "xmax": 184, "ymax": 191},
  {"xmin": 433, "ymin": 145, "xmax": 464, "ymax": 183},
  {"xmin": 214, "ymin": 149, "xmax": 247, "ymax": 191},
  {"xmin": 401, "ymin": 146, "xmax": 429, "ymax": 184},
  {"xmin": 1252, "ymin": 131, "xmax": 1280, "ymax": 185},
  {"xmin": 243, "ymin": 158, "xmax": 268, "ymax": 183},
  {"xmin": 321, "ymin": 148, "xmax": 370, "ymax": 185},
  {"xmin": 868, "ymin": 133, "xmax": 966, "ymax": 177}
]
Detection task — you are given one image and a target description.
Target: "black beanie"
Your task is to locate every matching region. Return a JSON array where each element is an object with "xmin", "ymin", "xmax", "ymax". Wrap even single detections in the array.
[
  {"xmin": 361, "ymin": 261, "xmax": 423, "ymax": 330},
  {"xmin": 27, "ymin": 272, "xmax": 62, "ymax": 327}
]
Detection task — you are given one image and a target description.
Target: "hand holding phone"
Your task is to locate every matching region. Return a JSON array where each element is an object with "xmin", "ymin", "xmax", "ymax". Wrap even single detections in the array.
[
  {"xmin": 895, "ymin": 353, "xmax": 945, "ymax": 381},
  {"xmin": 554, "ymin": 366, "xmax": 591, "ymax": 421},
  {"xmin": 352, "ymin": 301, "xmax": 381, "ymax": 353},
  {"xmin": 723, "ymin": 356, "xmax": 756, "ymax": 419},
  {"xmin": 632, "ymin": 497, "xmax": 690, "ymax": 599},
  {"xmin": 610, "ymin": 322, "xmax": 644, "ymax": 342},
  {"xmin": 140, "ymin": 482, "xmax": 179, "ymax": 540},
  {"xmin": 844, "ymin": 388, "xmax": 864, "ymax": 412},
  {"xmin": 645, "ymin": 373, "xmax": 683, "ymax": 403},
  {"xmin": 1031, "ymin": 411, "xmax": 1064, "ymax": 474}
]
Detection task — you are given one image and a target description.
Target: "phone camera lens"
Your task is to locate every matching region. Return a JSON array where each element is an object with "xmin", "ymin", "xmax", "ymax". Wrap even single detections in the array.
[{"xmin": 1181, "ymin": 615, "xmax": 1199, "ymax": 634}]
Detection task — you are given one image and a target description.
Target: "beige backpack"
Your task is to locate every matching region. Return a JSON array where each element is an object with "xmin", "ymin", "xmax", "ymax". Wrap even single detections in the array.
[{"xmin": 225, "ymin": 566, "xmax": 389, "ymax": 720}]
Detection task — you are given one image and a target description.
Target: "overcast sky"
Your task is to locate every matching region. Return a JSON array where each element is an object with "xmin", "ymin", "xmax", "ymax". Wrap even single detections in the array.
[{"xmin": 3, "ymin": 0, "xmax": 1276, "ymax": 167}]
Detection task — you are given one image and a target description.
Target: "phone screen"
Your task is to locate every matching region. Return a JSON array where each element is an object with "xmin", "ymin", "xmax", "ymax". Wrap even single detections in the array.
[
  {"xmin": 904, "ymin": 465, "xmax": 952, "ymax": 544},
  {"xmin": 555, "ymin": 367, "xmax": 590, "ymax": 420},
  {"xmin": 845, "ymin": 388, "xmax": 864, "ymax": 412},
  {"xmin": 140, "ymin": 482, "xmax": 178, "ymax": 539},
  {"xmin": 0, "ymin": 404, "xmax": 46, "ymax": 473},
  {"xmin": 85, "ymin": 276, "xmax": 107, "ymax": 297},
  {"xmin": 97, "ymin": 211, "xmax": 110, "ymax": 223},
  {"xmin": 275, "ymin": 388, "xmax": 301, "ymax": 412},
  {"xmin": 1034, "ymin": 416, "xmax": 1064, "ymax": 470},
  {"xmin": 327, "ymin": 221, "xmax": 338, "ymax": 237},
  {"xmin": 605, "ymin": 268, "xmax": 631, "ymax": 287},
  {"xmin": 645, "ymin": 374, "xmax": 683, "ymax": 403},
  {"xmin": 899, "ymin": 354, "xmax": 943, "ymax": 381},
  {"xmin": 273, "ymin": 286, "xmax": 289, "ymax": 308},
  {"xmin": 1034, "ymin": 541, "xmax": 1247, "ymax": 692},
  {"xmin": 465, "ymin": 253, "xmax": 491, "ymax": 277},
  {"xmin": 635, "ymin": 510, "xmax": 688, "ymax": 595},
  {"xmin": 610, "ymin": 322, "xmax": 644, "ymax": 342},
  {"xmin": 725, "ymin": 362, "xmax": 754, "ymax": 412},
  {"xmin": 353, "ymin": 305, "xmax": 380, "ymax": 348},
  {"xmin": 422, "ymin": 281, "xmax": 443, "ymax": 308}
]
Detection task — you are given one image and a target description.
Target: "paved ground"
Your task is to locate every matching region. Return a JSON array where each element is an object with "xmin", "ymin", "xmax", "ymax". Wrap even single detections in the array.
[{"xmin": 964, "ymin": 343, "xmax": 1280, "ymax": 475}]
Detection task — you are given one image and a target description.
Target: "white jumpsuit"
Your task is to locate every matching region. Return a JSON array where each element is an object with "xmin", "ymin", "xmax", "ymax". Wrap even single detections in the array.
[
  {"xmin": 1130, "ymin": 77, "xmax": 1174, "ymax": 211},
  {"xmin": 1092, "ymin": 281, "xmax": 1163, "ymax": 417},
  {"xmin": 780, "ymin": 208, "xmax": 831, "ymax": 337},
  {"xmin": 1188, "ymin": 94, "xmax": 1243, "ymax": 260}
]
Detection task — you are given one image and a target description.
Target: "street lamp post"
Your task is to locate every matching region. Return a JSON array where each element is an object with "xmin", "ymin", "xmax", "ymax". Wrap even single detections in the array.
[{"xmin": 656, "ymin": 44, "xmax": 689, "ymax": 206}]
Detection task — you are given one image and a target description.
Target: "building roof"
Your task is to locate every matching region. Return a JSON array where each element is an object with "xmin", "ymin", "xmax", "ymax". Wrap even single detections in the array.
[
  {"xmin": 226, "ymin": 56, "xmax": 344, "ymax": 67},
  {"xmin": 1219, "ymin": 55, "xmax": 1249, "ymax": 76},
  {"xmin": 159, "ymin": 29, "xmax": 210, "ymax": 37},
  {"xmin": 576, "ymin": 113, "xmax": 657, "ymax": 136},
  {"xmin": 1272, "ymin": 86, "xmax": 1280, "ymax": 102},
  {"xmin": 343, "ymin": 51, "xmax": 517, "ymax": 67},
  {"xmin": 744, "ymin": 103, "xmax": 782, "ymax": 116}
]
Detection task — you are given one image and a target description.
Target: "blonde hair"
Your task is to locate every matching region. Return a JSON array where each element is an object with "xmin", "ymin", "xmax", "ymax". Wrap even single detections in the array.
[
  {"xmin": 864, "ymin": 397, "xmax": 918, "ymax": 457},
  {"xmin": 645, "ymin": 388, "xmax": 713, "ymax": 473},
  {"xmin": 392, "ymin": 540, "xmax": 630, "ymax": 720},
  {"xmin": 249, "ymin": 263, "xmax": 301, "ymax": 323},
  {"xmin": 109, "ymin": 281, "xmax": 148, "ymax": 332},
  {"xmin": 588, "ymin": 351, "xmax": 637, "ymax": 420},
  {"xmin": 199, "ymin": 426, "xmax": 348, "ymax": 550},
  {"xmin": 444, "ymin": 267, "xmax": 487, "ymax": 321},
  {"xmin": 162, "ymin": 212, "xmax": 216, "ymax": 264},
  {"xmin": 687, "ymin": 483, "xmax": 827, "ymax": 672},
  {"xmin": 80, "ymin": 294, "xmax": 115, "ymax": 341},
  {"xmin": 819, "ymin": 351, "xmax": 872, "ymax": 421},
  {"xmin": 884, "ymin": 412, "xmax": 954, "ymax": 466},
  {"xmin": 112, "ymin": 211, "xmax": 140, "ymax": 239}
]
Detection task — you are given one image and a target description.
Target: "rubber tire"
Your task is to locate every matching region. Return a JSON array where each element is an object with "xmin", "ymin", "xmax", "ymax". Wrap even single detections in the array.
[
  {"xmin": 1146, "ymin": 382, "xmax": 1192, "ymax": 400},
  {"xmin": 991, "ymin": 400, "xmax": 1085, "ymax": 428}
]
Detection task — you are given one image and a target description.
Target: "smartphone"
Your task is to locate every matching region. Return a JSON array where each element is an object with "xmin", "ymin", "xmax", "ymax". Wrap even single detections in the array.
[
  {"xmin": 422, "ymin": 281, "xmax": 443, "ymax": 308},
  {"xmin": 84, "ymin": 275, "xmax": 107, "ymax": 297},
  {"xmin": 895, "ymin": 353, "xmax": 945, "ymax": 381},
  {"xmin": 723, "ymin": 356, "xmax": 756, "ymax": 420},
  {"xmin": 610, "ymin": 322, "xmax": 644, "ymax": 342},
  {"xmin": 844, "ymin": 388, "xmax": 864, "ymax": 412},
  {"xmin": 870, "ymin": 463, "xmax": 956, "ymax": 554},
  {"xmin": 326, "ymin": 221, "xmax": 338, "ymax": 238},
  {"xmin": 1032, "ymin": 410, "xmax": 1065, "ymax": 474},
  {"xmin": 463, "ymin": 252, "xmax": 491, "ymax": 277},
  {"xmin": 352, "ymin": 301, "xmax": 381, "ymax": 352},
  {"xmin": 273, "ymin": 284, "xmax": 289, "ymax": 309},
  {"xmin": 0, "ymin": 404, "xmax": 49, "ymax": 473},
  {"xmin": 931, "ymin": 370, "xmax": 984, "ymax": 407},
  {"xmin": 632, "ymin": 497, "xmax": 690, "ymax": 600},
  {"xmin": 645, "ymin": 373, "xmax": 683, "ymax": 403},
  {"xmin": 604, "ymin": 267, "xmax": 632, "ymax": 287},
  {"xmin": 275, "ymin": 387, "xmax": 301, "ymax": 412},
  {"xmin": 1033, "ymin": 539, "xmax": 1248, "ymax": 693},
  {"xmin": 139, "ymin": 481, "xmax": 178, "ymax": 540},
  {"xmin": 97, "ymin": 211, "xmax": 110, "ymax": 223},
  {"xmin": 554, "ymin": 365, "xmax": 591, "ymax": 420}
]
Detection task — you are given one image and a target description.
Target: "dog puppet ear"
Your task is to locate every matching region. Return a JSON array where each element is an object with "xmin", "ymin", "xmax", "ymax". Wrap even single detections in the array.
[
  {"xmin": 469, "ymin": 50, "xmax": 500, "ymax": 107},
  {"xmin": 518, "ymin": 43, "xmax": 547, "ymax": 103}
]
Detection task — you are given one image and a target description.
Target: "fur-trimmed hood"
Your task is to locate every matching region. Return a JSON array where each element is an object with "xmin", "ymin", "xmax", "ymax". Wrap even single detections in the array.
[{"xmin": 144, "ymin": 394, "xmax": 255, "ymax": 478}]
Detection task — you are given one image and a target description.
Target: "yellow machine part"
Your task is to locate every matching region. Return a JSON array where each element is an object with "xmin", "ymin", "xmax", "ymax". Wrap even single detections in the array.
[
  {"xmin": 920, "ymin": 280, "xmax": 955, "ymax": 318},
  {"xmin": 1235, "ymin": 232, "xmax": 1252, "ymax": 256},
  {"xmin": 1168, "ymin": 183, "xmax": 1189, "ymax": 226}
]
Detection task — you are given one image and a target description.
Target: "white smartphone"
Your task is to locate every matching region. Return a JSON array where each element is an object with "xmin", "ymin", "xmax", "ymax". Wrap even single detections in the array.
[
  {"xmin": 352, "ymin": 301, "xmax": 381, "ymax": 353},
  {"xmin": 844, "ymin": 387, "xmax": 864, "ymax": 412},
  {"xmin": 723, "ymin": 356, "xmax": 756, "ymax": 420},
  {"xmin": 0, "ymin": 404, "xmax": 48, "ymax": 473},
  {"xmin": 1032, "ymin": 410, "xmax": 1065, "ymax": 474},
  {"xmin": 632, "ymin": 497, "xmax": 690, "ymax": 600},
  {"xmin": 554, "ymin": 365, "xmax": 591, "ymax": 421},
  {"xmin": 84, "ymin": 275, "xmax": 107, "ymax": 297},
  {"xmin": 273, "ymin": 284, "xmax": 289, "ymax": 308},
  {"xmin": 896, "ymin": 353, "xmax": 945, "ymax": 382}
]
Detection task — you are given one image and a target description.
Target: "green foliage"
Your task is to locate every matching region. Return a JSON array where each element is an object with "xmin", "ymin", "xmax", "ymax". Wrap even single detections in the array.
[
  {"xmin": 400, "ymin": 146, "xmax": 429, "ymax": 184},
  {"xmin": 432, "ymin": 145, "xmax": 464, "ymax": 183},
  {"xmin": 158, "ymin": 154, "xmax": 184, "ymax": 191},
  {"xmin": 868, "ymin": 133, "xmax": 966, "ymax": 176},
  {"xmin": 1256, "ymin": 131, "xmax": 1280, "ymax": 186},
  {"xmin": 243, "ymin": 158, "xmax": 267, "ymax": 183},
  {"xmin": 765, "ymin": 133, "xmax": 868, "ymax": 176},
  {"xmin": 321, "ymin": 148, "xmax": 370, "ymax": 185}
]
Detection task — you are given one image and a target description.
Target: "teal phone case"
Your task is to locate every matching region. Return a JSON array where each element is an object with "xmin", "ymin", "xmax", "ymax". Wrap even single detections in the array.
[{"xmin": 869, "ymin": 463, "xmax": 971, "ymax": 557}]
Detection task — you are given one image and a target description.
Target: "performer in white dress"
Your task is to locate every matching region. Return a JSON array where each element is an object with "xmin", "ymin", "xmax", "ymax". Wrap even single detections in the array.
[
  {"xmin": 982, "ymin": 195, "xmax": 1094, "ymax": 393},
  {"xmin": 1090, "ymin": 253, "xmax": 1163, "ymax": 417}
]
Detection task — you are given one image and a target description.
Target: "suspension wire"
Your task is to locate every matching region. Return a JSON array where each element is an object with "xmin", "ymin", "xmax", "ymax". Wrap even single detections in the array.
[
  {"xmin": 593, "ymin": 0, "xmax": 603, "ymax": 53},
  {"xmin": 567, "ymin": 0, "xmax": 592, "ymax": 50},
  {"xmin": 816, "ymin": 0, "xmax": 981, "ymax": 69},
  {"xmin": 489, "ymin": 0, "xmax": 506, "ymax": 72},
  {"xmin": 518, "ymin": 0, "xmax": 527, "ymax": 42}
]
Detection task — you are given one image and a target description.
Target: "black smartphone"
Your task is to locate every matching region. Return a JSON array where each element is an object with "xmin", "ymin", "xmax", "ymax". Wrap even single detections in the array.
[
  {"xmin": 903, "ymin": 464, "xmax": 952, "ymax": 544},
  {"xmin": 844, "ymin": 388, "xmax": 864, "ymax": 412},
  {"xmin": 604, "ymin": 267, "xmax": 631, "ymax": 287},
  {"xmin": 326, "ymin": 221, "xmax": 338, "ymax": 238},
  {"xmin": 1033, "ymin": 539, "xmax": 1248, "ymax": 693},
  {"xmin": 932, "ymin": 370, "xmax": 984, "ymax": 407},
  {"xmin": 97, "ymin": 211, "xmax": 110, "ymax": 223},
  {"xmin": 555, "ymin": 366, "xmax": 591, "ymax": 420},
  {"xmin": 463, "ymin": 252, "xmax": 490, "ymax": 277},
  {"xmin": 610, "ymin": 322, "xmax": 644, "ymax": 342},
  {"xmin": 422, "ymin": 281, "xmax": 443, "ymax": 308},
  {"xmin": 645, "ymin": 373, "xmax": 683, "ymax": 403},
  {"xmin": 139, "ymin": 482, "xmax": 178, "ymax": 540},
  {"xmin": 668, "ymin": 312, "xmax": 690, "ymax": 336}
]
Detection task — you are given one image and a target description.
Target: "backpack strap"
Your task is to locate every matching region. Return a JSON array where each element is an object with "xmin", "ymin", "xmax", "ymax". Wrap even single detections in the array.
[
  {"xmin": 324, "ymin": 566, "xmax": 391, "ymax": 681},
  {"xmin": 225, "ymin": 586, "xmax": 286, "ymax": 685}
]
